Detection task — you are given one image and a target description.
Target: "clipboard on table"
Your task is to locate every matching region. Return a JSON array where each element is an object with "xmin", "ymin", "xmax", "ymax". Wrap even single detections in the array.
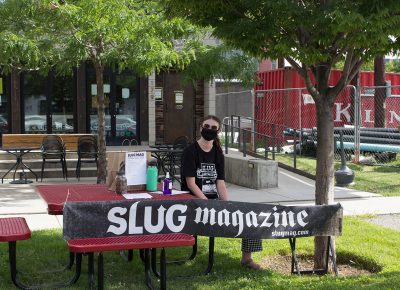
[{"xmin": 107, "ymin": 150, "xmax": 147, "ymax": 191}]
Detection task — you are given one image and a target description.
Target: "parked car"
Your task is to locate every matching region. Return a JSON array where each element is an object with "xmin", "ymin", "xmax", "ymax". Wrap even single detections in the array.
[
  {"xmin": 90, "ymin": 115, "xmax": 136, "ymax": 135},
  {"xmin": 25, "ymin": 115, "xmax": 46, "ymax": 132},
  {"xmin": 52, "ymin": 121, "xmax": 74, "ymax": 132},
  {"xmin": 24, "ymin": 115, "xmax": 74, "ymax": 132}
]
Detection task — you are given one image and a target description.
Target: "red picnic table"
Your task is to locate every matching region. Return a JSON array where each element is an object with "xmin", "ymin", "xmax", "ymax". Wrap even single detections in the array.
[
  {"xmin": 35, "ymin": 184, "xmax": 211, "ymax": 290},
  {"xmin": 36, "ymin": 183, "xmax": 193, "ymax": 215}
]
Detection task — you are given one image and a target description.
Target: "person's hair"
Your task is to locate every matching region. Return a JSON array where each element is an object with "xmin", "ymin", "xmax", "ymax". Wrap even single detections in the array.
[{"xmin": 200, "ymin": 115, "xmax": 222, "ymax": 152}]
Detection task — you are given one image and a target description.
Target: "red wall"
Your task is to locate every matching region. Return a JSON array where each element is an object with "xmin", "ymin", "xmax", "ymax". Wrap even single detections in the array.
[
  {"xmin": 255, "ymin": 68, "xmax": 400, "ymax": 133},
  {"xmin": 258, "ymin": 68, "xmax": 400, "ymax": 89}
]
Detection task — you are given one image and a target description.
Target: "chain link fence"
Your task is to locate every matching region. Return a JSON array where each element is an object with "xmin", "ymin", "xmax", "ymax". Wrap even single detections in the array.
[
  {"xmin": 231, "ymin": 85, "xmax": 400, "ymax": 176},
  {"xmin": 357, "ymin": 85, "xmax": 400, "ymax": 164},
  {"xmin": 251, "ymin": 87, "xmax": 355, "ymax": 174}
]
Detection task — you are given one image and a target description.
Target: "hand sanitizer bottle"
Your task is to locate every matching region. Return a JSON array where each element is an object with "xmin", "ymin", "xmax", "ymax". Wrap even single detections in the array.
[{"xmin": 162, "ymin": 172, "xmax": 172, "ymax": 195}]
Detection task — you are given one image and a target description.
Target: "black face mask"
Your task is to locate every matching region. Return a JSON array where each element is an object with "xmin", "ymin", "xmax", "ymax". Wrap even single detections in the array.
[{"xmin": 201, "ymin": 128, "xmax": 218, "ymax": 141}]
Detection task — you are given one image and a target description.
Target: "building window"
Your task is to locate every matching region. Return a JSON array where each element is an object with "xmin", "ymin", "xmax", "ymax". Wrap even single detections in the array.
[{"xmin": 22, "ymin": 72, "xmax": 75, "ymax": 133}]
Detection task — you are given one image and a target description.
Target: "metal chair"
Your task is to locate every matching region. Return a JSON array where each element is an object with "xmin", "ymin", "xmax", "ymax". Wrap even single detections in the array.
[
  {"xmin": 41, "ymin": 135, "xmax": 68, "ymax": 181},
  {"xmin": 164, "ymin": 136, "xmax": 190, "ymax": 184},
  {"xmin": 173, "ymin": 136, "xmax": 190, "ymax": 149},
  {"xmin": 76, "ymin": 135, "xmax": 98, "ymax": 180},
  {"xmin": 121, "ymin": 138, "xmax": 138, "ymax": 147}
]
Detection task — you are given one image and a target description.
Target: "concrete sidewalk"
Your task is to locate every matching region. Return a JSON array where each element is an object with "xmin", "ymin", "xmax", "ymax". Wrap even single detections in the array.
[
  {"xmin": 228, "ymin": 167, "xmax": 400, "ymax": 216},
  {"xmin": 1, "ymin": 168, "xmax": 400, "ymax": 231}
]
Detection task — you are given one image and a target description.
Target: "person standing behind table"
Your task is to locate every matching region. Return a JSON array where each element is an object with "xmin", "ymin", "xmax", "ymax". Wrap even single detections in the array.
[{"xmin": 181, "ymin": 115, "xmax": 262, "ymax": 270}]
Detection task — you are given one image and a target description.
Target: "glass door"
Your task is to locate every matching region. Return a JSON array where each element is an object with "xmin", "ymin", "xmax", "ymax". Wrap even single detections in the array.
[
  {"xmin": 22, "ymin": 71, "xmax": 76, "ymax": 134},
  {"xmin": 87, "ymin": 65, "xmax": 138, "ymax": 145},
  {"xmin": 87, "ymin": 67, "xmax": 112, "ymax": 143},
  {"xmin": 23, "ymin": 73, "xmax": 47, "ymax": 134},
  {"xmin": 51, "ymin": 73, "xmax": 75, "ymax": 133},
  {"xmin": 114, "ymin": 71, "xmax": 138, "ymax": 145}
]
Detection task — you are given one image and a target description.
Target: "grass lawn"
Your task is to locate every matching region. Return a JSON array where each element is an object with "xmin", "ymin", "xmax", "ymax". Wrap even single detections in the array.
[
  {"xmin": 0, "ymin": 217, "xmax": 399, "ymax": 289},
  {"xmin": 275, "ymin": 154, "xmax": 400, "ymax": 197}
]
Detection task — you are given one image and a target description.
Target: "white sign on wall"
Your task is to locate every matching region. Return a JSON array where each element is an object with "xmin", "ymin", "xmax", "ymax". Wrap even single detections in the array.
[
  {"xmin": 302, "ymin": 94, "xmax": 315, "ymax": 105},
  {"xmin": 154, "ymin": 87, "xmax": 163, "ymax": 100},
  {"xmin": 175, "ymin": 91, "xmax": 184, "ymax": 104}
]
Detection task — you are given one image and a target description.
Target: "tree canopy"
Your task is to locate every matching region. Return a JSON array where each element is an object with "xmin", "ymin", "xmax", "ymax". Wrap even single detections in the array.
[
  {"xmin": 41, "ymin": 0, "xmax": 206, "ymax": 75},
  {"xmin": 165, "ymin": 0, "xmax": 400, "ymax": 98},
  {"xmin": 183, "ymin": 43, "xmax": 258, "ymax": 86},
  {"xmin": 0, "ymin": 0, "xmax": 45, "ymax": 72}
]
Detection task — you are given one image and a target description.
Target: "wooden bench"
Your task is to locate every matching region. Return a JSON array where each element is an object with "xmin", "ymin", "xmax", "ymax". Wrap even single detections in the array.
[
  {"xmin": 67, "ymin": 233, "xmax": 196, "ymax": 290},
  {"xmin": 2, "ymin": 134, "xmax": 97, "ymax": 151},
  {"xmin": 0, "ymin": 217, "xmax": 31, "ymax": 290}
]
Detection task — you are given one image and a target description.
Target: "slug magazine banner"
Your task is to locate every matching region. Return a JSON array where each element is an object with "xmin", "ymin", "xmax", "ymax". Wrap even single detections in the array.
[{"xmin": 63, "ymin": 199, "xmax": 343, "ymax": 240}]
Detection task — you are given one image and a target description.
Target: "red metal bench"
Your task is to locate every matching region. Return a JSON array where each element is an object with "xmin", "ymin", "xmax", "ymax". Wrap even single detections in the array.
[
  {"xmin": 0, "ymin": 217, "xmax": 31, "ymax": 290},
  {"xmin": 67, "ymin": 233, "xmax": 196, "ymax": 290}
]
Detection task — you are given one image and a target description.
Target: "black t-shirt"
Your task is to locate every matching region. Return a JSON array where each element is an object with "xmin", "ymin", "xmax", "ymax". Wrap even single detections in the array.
[{"xmin": 181, "ymin": 141, "xmax": 225, "ymax": 197}]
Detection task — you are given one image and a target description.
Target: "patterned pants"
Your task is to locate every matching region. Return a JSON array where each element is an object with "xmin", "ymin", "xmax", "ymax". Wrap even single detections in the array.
[
  {"xmin": 241, "ymin": 239, "xmax": 263, "ymax": 253},
  {"xmin": 204, "ymin": 194, "xmax": 263, "ymax": 253}
]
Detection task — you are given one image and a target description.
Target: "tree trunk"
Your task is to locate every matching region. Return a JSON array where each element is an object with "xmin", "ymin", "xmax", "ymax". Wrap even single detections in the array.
[
  {"xmin": 314, "ymin": 96, "xmax": 335, "ymax": 269},
  {"xmin": 374, "ymin": 56, "xmax": 386, "ymax": 128},
  {"xmin": 94, "ymin": 62, "xmax": 107, "ymax": 184},
  {"xmin": 10, "ymin": 68, "xmax": 21, "ymax": 133},
  {"xmin": 277, "ymin": 57, "xmax": 285, "ymax": 68}
]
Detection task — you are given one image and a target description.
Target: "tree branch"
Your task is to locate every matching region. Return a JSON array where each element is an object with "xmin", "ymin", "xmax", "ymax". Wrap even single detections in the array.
[
  {"xmin": 286, "ymin": 57, "xmax": 304, "ymax": 76},
  {"xmin": 348, "ymin": 58, "xmax": 363, "ymax": 83},
  {"xmin": 287, "ymin": 57, "xmax": 319, "ymax": 100},
  {"xmin": 51, "ymin": 5, "xmax": 96, "ymax": 51},
  {"xmin": 223, "ymin": 0, "xmax": 247, "ymax": 18},
  {"xmin": 328, "ymin": 32, "xmax": 346, "ymax": 66},
  {"xmin": 297, "ymin": 26, "xmax": 311, "ymax": 47},
  {"xmin": 328, "ymin": 48, "xmax": 354, "ymax": 97},
  {"xmin": 329, "ymin": 52, "xmax": 343, "ymax": 67},
  {"xmin": 310, "ymin": 65, "xmax": 317, "ymax": 79},
  {"xmin": 303, "ymin": 63, "xmax": 320, "ymax": 101}
]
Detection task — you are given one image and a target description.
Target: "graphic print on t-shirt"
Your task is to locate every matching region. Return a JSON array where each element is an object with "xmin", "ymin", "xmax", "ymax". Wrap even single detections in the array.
[{"xmin": 196, "ymin": 163, "xmax": 218, "ymax": 193}]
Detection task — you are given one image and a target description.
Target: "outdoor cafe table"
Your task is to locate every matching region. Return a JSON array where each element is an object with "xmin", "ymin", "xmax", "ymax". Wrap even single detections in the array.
[
  {"xmin": 36, "ymin": 183, "xmax": 194, "ymax": 215},
  {"xmin": 1, "ymin": 146, "xmax": 40, "ymax": 184}
]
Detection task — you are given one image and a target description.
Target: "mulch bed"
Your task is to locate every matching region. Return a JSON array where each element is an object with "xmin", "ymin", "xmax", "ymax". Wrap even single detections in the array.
[{"xmin": 260, "ymin": 255, "xmax": 372, "ymax": 276}]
